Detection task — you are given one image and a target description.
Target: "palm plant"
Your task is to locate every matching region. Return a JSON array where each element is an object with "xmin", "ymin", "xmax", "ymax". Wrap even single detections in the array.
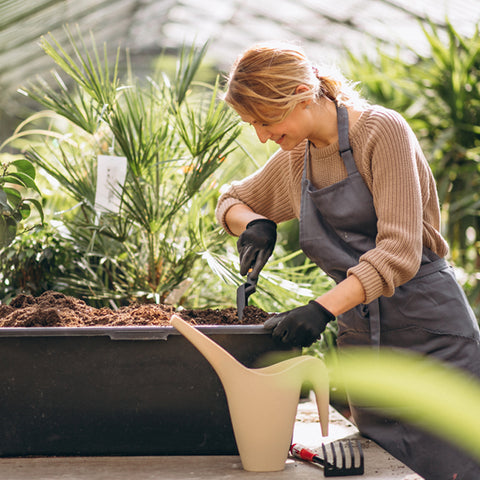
[{"xmin": 20, "ymin": 28, "xmax": 241, "ymax": 307}]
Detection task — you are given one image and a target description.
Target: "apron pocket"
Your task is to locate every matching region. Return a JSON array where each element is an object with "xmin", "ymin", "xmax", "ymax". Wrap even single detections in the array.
[{"xmin": 389, "ymin": 268, "xmax": 478, "ymax": 338}]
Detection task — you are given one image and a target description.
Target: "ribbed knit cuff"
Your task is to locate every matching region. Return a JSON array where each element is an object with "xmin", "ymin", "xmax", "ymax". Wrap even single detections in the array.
[
  {"xmin": 347, "ymin": 263, "xmax": 385, "ymax": 304},
  {"xmin": 215, "ymin": 199, "xmax": 246, "ymax": 235}
]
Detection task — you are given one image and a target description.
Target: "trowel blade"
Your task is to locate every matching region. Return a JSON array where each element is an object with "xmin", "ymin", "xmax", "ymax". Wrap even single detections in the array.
[
  {"xmin": 236, "ymin": 283, "xmax": 247, "ymax": 321},
  {"xmin": 236, "ymin": 272, "xmax": 257, "ymax": 322}
]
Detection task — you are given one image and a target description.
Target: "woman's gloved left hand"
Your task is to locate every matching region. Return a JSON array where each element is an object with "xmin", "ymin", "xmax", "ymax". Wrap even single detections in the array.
[{"xmin": 264, "ymin": 300, "xmax": 335, "ymax": 347}]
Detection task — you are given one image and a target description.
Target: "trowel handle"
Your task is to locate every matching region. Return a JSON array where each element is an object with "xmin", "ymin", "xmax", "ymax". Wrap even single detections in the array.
[
  {"xmin": 244, "ymin": 271, "xmax": 257, "ymax": 295},
  {"xmin": 290, "ymin": 443, "xmax": 317, "ymax": 462},
  {"xmin": 290, "ymin": 443, "xmax": 329, "ymax": 468}
]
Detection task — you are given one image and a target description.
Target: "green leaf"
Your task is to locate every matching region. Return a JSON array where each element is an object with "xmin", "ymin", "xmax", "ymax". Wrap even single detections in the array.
[
  {"xmin": 3, "ymin": 186, "xmax": 22, "ymax": 208},
  {"xmin": 18, "ymin": 202, "xmax": 31, "ymax": 220},
  {"xmin": 174, "ymin": 42, "xmax": 209, "ymax": 106},
  {"xmin": 6, "ymin": 171, "xmax": 39, "ymax": 191},
  {"xmin": 12, "ymin": 159, "xmax": 36, "ymax": 179},
  {"xmin": 22, "ymin": 198, "xmax": 44, "ymax": 223}
]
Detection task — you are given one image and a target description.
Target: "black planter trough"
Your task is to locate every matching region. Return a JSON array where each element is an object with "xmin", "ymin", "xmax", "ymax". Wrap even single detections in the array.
[{"xmin": 0, "ymin": 325, "xmax": 297, "ymax": 457}]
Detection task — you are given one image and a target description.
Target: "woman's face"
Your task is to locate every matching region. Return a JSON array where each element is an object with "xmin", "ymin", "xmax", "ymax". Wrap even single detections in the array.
[{"xmin": 240, "ymin": 101, "xmax": 311, "ymax": 151}]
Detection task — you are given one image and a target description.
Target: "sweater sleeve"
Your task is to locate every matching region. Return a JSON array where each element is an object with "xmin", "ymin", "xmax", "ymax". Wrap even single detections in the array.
[
  {"xmin": 215, "ymin": 143, "xmax": 305, "ymax": 235},
  {"xmin": 347, "ymin": 110, "xmax": 426, "ymax": 302}
]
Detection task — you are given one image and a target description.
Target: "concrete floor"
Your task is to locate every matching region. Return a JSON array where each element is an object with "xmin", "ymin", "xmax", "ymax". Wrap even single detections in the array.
[{"xmin": 0, "ymin": 403, "xmax": 422, "ymax": 480}]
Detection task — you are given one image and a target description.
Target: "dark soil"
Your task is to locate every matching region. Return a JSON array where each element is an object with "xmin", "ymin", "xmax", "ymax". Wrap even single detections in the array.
[{"xmin": 0, "ymin": 291, "xmax": 273, "ymax": 327}]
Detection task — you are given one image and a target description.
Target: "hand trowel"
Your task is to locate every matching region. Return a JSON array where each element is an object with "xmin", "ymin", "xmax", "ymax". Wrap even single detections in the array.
[{"xmin": 236, "ymin": 270, "xmax": 257, "ymax": 321}]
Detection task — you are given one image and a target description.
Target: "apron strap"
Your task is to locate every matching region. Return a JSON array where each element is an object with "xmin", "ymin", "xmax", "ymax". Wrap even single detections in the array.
[
  {"xmin": 302, "ymin": 140, "xmax": 310, "ymax": 183},
  {"xmin": 302, "ymin": 103, "xmax": 357, "ymax": 181},
  {"xmin": 336, "ymin": 103, "xmax": 357, "ymax": 175},
  {"xmin": 368, "ymin": 299, "xmax": 381, "ymax": 349}
]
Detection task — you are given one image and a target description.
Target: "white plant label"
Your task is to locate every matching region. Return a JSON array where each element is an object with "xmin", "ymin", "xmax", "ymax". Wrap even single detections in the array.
[{"xmin": 95, "ymin": 155, "xmax": 127, "ymax": 213}]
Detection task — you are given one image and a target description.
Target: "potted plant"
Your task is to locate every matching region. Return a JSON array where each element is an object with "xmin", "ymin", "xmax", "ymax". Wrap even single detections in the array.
[{"xmin": 0, "ymin": 29, "xmax": 302, "ymax": 457}]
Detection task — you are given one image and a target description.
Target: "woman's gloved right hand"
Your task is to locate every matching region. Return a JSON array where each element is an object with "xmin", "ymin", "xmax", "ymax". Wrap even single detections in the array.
[{"xmin": 237, "ymin": 218, "xmax": 277, "ymax": 280}]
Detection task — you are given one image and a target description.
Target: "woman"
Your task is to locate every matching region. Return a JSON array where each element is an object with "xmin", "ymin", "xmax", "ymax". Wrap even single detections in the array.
[{"xmin": 215, "ymin": 42, "xmax": 480, "ymax": 479}]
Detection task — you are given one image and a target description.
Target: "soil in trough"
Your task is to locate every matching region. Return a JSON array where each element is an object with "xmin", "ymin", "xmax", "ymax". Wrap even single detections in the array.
[{"xmin": 0, "ymin": 291, "xmax": 272, "ymax": 327}]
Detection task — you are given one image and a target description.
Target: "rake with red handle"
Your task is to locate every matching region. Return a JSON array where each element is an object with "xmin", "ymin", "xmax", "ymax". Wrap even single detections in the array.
[{"xmin": 290, "ymin": 441, "xmax": 364, "ymax": 477}]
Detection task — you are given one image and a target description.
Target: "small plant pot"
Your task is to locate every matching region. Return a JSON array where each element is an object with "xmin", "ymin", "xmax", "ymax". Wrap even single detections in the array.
[{"xmin": 0, "ymin": 324, "xmax": 297, "ymax": 457}]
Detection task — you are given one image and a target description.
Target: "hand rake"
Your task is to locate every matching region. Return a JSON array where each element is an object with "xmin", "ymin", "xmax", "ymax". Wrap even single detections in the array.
[{"xmin": 290, "ymin": 440, "xmax": 364, "ymax": 477}]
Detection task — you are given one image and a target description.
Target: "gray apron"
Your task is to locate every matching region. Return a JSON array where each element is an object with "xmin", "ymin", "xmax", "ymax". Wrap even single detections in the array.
[{"xmin": 299, "ymin": 104, "xmax": 480, "ymax": 480}]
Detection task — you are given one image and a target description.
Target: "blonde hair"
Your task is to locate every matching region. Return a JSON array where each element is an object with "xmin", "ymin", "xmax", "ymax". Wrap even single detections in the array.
[{"xmin": 224, "ymin": 42, "xmax": 365, "ymax": 123}]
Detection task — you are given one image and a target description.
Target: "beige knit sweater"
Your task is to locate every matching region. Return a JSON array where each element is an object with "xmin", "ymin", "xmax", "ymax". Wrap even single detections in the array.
[{"xmin": 215, "ymin": 105, "xmax": 448, "ymax": 304}]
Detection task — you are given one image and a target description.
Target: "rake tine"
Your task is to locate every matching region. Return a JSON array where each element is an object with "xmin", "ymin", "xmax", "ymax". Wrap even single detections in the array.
[
  {"xmin": 339, "ymin": 441, "xmax": 346, "ymax": 469},
  {"xmin": 322, "ymin": 440, "xmax": 365, "ymax": 477},
  {"xmin": 352, "ymin": 440, "xmax": 365, "ymax": 471},
  {"xmin": 348, "ymin": 440, "xmax": 364, "ymax": 474},
  {"xmin": 348, "ymin": 440, "xmax": 354, "ymax": 466},
  {"xmin": 356, "ymin": 440, "xmax": 365, "ymax": 471},
  {"xmin": 321, "ymin": 443, "xmax": 328, "ymax": 463}
]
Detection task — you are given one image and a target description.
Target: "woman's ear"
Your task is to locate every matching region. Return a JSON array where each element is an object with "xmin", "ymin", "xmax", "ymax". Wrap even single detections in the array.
[
  {"xmin": 295, "ymin": 84, "xmax": 310, "ymax": 95},
  {"xmin": 295, "ymin": 84, "xmax": 313, "ymax": 109}
]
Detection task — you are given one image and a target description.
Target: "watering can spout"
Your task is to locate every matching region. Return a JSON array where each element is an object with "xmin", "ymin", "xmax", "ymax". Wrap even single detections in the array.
[
  {"xmin": 170, "ymin": 314, "xmax": 246, "ymax": 379},
  {"xmin": 169, "ymin": 314, "xmax": 329, "ymax": 472}
]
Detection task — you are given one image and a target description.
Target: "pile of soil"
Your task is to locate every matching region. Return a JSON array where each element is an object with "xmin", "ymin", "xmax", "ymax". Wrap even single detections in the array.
[{"xmin": 0, "ymin": 291, "xmax": 273, "ymax": 328}]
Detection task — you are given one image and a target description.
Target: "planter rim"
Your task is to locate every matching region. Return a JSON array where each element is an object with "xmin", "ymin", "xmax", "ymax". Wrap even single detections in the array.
[{"xmin": 0, "ymin": 324, "xmax": 269, "ymax": 340}]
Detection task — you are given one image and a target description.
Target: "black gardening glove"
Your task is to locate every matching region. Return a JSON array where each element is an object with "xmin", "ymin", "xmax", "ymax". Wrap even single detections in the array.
[
  {"xmin": 237, "ymin": 218, "xmax": 277, "ymax": 280},
  {"xmin": 264, "ymin": 301, "xmax": 335, "ymax": 348}
]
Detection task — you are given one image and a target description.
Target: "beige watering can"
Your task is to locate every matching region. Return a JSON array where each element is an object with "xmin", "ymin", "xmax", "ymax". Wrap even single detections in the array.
[{"xmin": 170, "ymin": 314, "xmax": 329, "ymax": 472}]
